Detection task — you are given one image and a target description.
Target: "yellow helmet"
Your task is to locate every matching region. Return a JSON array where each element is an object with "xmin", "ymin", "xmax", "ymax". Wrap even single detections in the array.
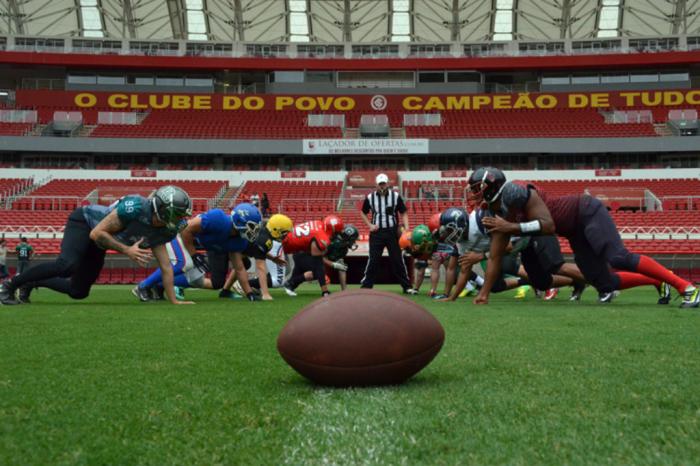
[{"xmin": 266, "ymin": 214, "xmax": 293, "ymax": 240}]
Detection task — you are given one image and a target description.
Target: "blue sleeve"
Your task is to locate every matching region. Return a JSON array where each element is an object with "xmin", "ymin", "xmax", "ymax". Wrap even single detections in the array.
[{"xmin": 116, "ymin": 196, "xmax": 144, "ymax": 223}]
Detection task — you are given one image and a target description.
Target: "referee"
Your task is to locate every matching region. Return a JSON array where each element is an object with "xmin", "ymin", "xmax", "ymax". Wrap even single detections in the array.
[{"xmin": 360, "ymin": 173, "xmax": 415, "ymax": 294}]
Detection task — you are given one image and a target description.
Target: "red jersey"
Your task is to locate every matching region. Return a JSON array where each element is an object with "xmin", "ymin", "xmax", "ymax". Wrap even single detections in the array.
[{"xmin": 282, "ymin": 220, "xmax": 330, "ymax": 254}]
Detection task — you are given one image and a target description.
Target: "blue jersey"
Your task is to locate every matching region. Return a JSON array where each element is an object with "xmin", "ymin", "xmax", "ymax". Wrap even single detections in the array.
[
  {"xmin": 195, "ymin": 209, "xmax": 249, "ymax": 253},
  {"xmin": 82, "ymin": 195, "xmax": 177, "ymax": 249}
]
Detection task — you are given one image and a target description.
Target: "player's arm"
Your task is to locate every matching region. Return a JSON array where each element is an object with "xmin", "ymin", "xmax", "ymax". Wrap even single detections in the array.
[
  {"xmin": 230, "ymin": 251, "xmax": 256, "ymax": 300},
  {"xmin": 397, "ymin": 196, "xmax": 409, "ymax": 233},
  {"xmin": 310, "ymin": 241, "xmax": 329, "ymax": 294},
  {"xmin": 474, "ymin": 232, "xmax": 510, "ymax": 305},
  {"xmin": 442, "ymin": 252, "xmax": 482, "ymax": 301},
  {"xmin": 152, "ymin": 243, "xmax": 194, "ymax": 305},
  {"xmin": 89, "ymin": 210, "xmax": 152, "ymax": 266},
  {"xmin": 180, "ymin": 216, "xmax": 203, "ymax": 255},
  {"xmin": 481, "ymin": 191, "xmax": 555, "ymax": 236},
  {"xmin": 255, "ymin": 258, "xmax": 273, "ymax": 300}
]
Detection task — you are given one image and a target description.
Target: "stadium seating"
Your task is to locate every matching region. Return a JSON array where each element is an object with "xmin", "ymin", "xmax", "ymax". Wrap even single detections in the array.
[
  {"xmin": 0, "ymin": 122, "xmax": 33, "ymax": 136},
  {"xmin": 11, "ymin": 179, "xmax": 228, "ymax": 212}
]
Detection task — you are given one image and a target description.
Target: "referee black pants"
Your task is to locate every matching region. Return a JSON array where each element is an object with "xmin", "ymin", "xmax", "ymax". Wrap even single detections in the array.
[
  {"xmin": 9, "ymin": 209, "xmax": 105, "ymax": 299},
  {"xmin": 361, "ymin": 227, "xmax": 410, "ymax": 290}
]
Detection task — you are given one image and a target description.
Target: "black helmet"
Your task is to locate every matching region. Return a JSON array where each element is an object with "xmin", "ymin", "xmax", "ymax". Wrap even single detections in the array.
[
  {"xmin": 468, "ymin": 167, "xmax": 507, "ymax": 204},
  {"xmin": 438, "ymin": 207, "xmax": 468, "ymax": 244},
  {"xmin": 339, "ymin": 224, "xmax": 359, "ymax": 250},
  {"xmin": 151, "ymin": 185, "xmax": 192, "ymax": 231}
]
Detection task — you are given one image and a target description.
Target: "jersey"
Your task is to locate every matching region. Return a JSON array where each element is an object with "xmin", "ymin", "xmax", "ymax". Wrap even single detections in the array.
[
  {"xmin": 494, "ymin": 182, "xmax": 581, "ymax": 238},
  {"xmin": 82, "ymin": 195, "xmax": 177, "ymax": 249},
  {"xmin": 15, "ymin": 243, "xmax": 33, "ymax": 261},
  {"xmin": 282, "ymin": 220, "xmax": 330, "ymax": 255},
  {"xmin": 195, "ymin": 209, "xmax": 248, "ymax": 254},
  {"xmin": 456, "ymin": 210, "xmax": 491, "ymax": 255},
  {"xmin": 245, "ymin": 227, "xmax": 274, "ymax": 260},
  {"xmin": 265, "ymin": 240, "xmax": 286, "ymax": 288}
]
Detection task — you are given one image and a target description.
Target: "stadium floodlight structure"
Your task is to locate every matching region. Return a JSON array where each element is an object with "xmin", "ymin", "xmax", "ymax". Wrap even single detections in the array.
[{"xmin": 1, "ymin": 0, "xmax": 700, "ymax": 42}]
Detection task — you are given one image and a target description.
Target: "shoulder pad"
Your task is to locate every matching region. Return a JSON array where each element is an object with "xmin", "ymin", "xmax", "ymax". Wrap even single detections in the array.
[{"xmin": 116, "ymin": 196, "xmax": 144, "ymax": 222}]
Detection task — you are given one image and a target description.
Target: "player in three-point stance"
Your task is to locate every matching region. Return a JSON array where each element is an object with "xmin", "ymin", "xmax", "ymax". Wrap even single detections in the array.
[
  {"xmin": 471, "ymin": 167, "xmax": 694, "ymax": 306},
  {"xmin": 132, "ymin": 202, "xmax": 264, "ymax": 302},
  {"xmin": 0, "ymin": 186, "xmax": 193, "ymax": 306},
  {"xmin": 281, "ymin": 215, "xmax": 344, "ymax": 297}
]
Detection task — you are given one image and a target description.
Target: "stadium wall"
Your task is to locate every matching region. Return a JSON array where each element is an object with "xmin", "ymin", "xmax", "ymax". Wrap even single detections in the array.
[
  {"xmin": 2, "ymin": 168, "xmax": 696, "ymax": 184},
  {"xmin": 2, "ymin": 136, "xmax": 699, "ymax": 154}
]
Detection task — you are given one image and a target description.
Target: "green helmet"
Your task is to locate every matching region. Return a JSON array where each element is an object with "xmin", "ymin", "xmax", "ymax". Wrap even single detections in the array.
[
  {"xmin": 411, "ymin": 224, "xmax": 435, "ymax": 254},
  {"xmin": 151, "ymin": 185, "xmax": 192, "ymax": 231}
]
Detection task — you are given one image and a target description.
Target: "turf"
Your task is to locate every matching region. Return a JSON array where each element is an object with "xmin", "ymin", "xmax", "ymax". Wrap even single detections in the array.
[{"xmin": 0, "ymin": 284, "xmax": 699, "ymax": 465}]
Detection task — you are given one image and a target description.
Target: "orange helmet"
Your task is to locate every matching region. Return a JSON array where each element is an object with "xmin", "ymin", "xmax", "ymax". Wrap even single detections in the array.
[
  {"xmin": 323, "ymin": 215, "xmax": 344, "ymax": 235},
  {"xmin": 428, "ymin": 213, "xmax": 441, "ymax": 235},
  {"xmin": 399, "ymin": 231, "xmax": 413, "ymax": 251}
]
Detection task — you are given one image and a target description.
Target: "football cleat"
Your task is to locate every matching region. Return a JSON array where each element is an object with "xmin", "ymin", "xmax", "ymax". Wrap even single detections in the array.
[
  {"xmin": 458, "ymin": 289, "xmax": 469, "ymax": 298},
  {"xmin": 656, "ymin": 282, "xmax": 671, "ymax": 305},
  {"xmin": 131, "ymin": 286, "xmax": 152, "ymax": 302},
  {"xmin": 17, "ymin": 284, "xmax": 33, "ymax": 304},
  {"xmin": 0, "ymin": 281, "xmax": 19, "ymax": 305},
  {"xmin": 403, "ymin": 288, "xmax": 419, "ymax": 295},
  {"xmin": 174, "ymin": 287, "xmax": 185, "ymax": 301},
  {"xmin": 680, "ymin": 286, "xmax": 699, "ymax": 308},
  {"xmin": 514, "ymin": 285, "xmax": 530, "ymax": 299},
  {"xmin": 232, "ymin": 280, "xmax": 244, "ymax": 296},
  {"xmin": 598, "ymin": 291, "xmax": 616, "ymax": 304},
  {"xmin": 150, "ymin": 286, "xmax": 165, "ymax": 300},
  {"xmin": 570, "ymin": 283, "xmax": 586, "ymax": 301},
  {"xmin": 283, "ymin": 286, "xmax": 298, "ymax": 297},
  {"xmin": 432, "ymin": 294, "xmax": 449, "ymax": 300},
  {"xmin": 543, "ymin": 288, "xmax": 558, "ymax": 301}
]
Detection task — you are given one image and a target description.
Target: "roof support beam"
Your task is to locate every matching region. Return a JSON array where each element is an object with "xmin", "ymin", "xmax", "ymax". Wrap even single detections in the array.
[
  {"xmin": 122, "ymin": 0, "xmax": 137, "ymax": 38},
  {"xmin": 232, "ymin": 0, "xmax": 245, "ymax": 41},
  {"xmin": 165, "ymin": 0, "xmax": 186, "ymax": 39},
  {"xmin": 343, "ymin": 0, "xmax": 352, "ymax": 42},
  {"xmin": 559, "ymin": 0, "xmax": 571, "ymax": 38},
  {"xmin": 451, "ymin": 0, "xmax": 460, "ymax": 41},
  {"xmin": 672, "ymin": 0, "xmax": 687, "ymax": 35},
  {"xmin": 7, "ymin": 0, "xmax": 26, "ymax": 35}
]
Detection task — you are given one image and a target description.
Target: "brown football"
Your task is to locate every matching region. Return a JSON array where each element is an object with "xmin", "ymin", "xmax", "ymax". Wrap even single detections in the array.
[{"xmin": 277, "ymin": 289, "xmax": 445, "ymax": 387}]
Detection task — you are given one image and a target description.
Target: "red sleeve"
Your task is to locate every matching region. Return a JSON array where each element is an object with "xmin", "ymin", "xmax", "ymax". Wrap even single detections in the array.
[{"xmin": 313, "ymin": 232, "xmax": 330, "ymax": 252}]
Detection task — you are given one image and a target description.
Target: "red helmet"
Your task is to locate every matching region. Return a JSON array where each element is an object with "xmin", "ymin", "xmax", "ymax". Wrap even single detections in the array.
[
  {"xmin": 428, "ymin": 213, "xmax": 441, "ymax": 234},
  {"xmin": 323, "ymin": 215, "xmax": 344, "ymax": 235}
]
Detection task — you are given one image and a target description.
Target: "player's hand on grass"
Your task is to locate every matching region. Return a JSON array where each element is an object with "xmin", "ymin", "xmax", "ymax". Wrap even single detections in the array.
[
  {"xmin": 473, "ymin": 294, "xmax": 489, "ymax": 305},
  {"xmin": 437, "ymin": 296, "xmax": 455, "ymax": 302},
  {"xmin": 481, "ymin": 215, "xmax": 514, "ymax": 234},
  {"xmin": 174, "ymin": 301, "xmax": 195, "ymax": 305},
  {"xmin": 262, "ymin": 294, "xmax": 274, "ymax": 301},
  {"xmin": 126, "ymin": 239, "xmax": 152, "ymax": 267}
]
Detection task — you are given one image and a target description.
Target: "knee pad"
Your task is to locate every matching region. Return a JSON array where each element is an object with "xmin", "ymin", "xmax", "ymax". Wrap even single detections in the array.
[{"xmin": 608, "ymin": 249, "xmax": 640, "ymax": 271}]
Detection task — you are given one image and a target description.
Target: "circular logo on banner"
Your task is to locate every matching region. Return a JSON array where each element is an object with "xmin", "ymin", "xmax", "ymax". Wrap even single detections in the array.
[{"xmin": 370, "ymin": 95, "xmax": 388, "ymax": 111}]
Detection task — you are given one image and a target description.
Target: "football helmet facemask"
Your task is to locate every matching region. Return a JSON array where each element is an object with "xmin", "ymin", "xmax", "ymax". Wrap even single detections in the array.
[
  {"xmin": 468, "ymin": 167, "xmax": 507, "ymax": 204},
  {"xmin": 438, "ymin": 207, "xmax": 469, "ymax": 245},
  {"xmin": 231, "ymin": 203, "xmax": 262, "ymax": 242}
]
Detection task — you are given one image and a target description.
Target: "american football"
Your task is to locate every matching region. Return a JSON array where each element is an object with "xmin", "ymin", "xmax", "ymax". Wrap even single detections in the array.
[{"xmin": 277, "ymin": 289, "xmax": 444, "ymax": 386}]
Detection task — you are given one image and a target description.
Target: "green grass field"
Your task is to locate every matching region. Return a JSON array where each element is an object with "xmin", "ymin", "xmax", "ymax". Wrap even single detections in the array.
[{"xmin": 1, "ymin": 284, "xmax": 699, "ymax": 465}]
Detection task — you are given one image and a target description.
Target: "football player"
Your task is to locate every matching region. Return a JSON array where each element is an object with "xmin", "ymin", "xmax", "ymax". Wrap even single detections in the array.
[
  {"xmin": 322, "ymin": 224, "xmax": 360, "ymax": 291},
  {"xmin": 436, "ymin": 206, "xmax": 581, "ymax": 302},
  {"xmin": 131, "ymin": 202, "xmax": 263, "ymax": 302},
  {"xmin": 225, "ymin": 214, "xmax": 294, "ymax": 300},
  {"xmin": 281, "ymin": 215, "xmax": 343, "ymax": 296},
  {"xmin": 0, "ymin": 186, "xmax": 193, "ymax": 305},
  {"xmin": 399, "ymin": 226, "xmax": 435, "ymax": 294},
  {"xmin": 470, "ymin": 167, "xmax": 690, "ymax": 306}
]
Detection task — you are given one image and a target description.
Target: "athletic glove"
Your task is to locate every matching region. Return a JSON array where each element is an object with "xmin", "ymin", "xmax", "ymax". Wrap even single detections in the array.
[
  {"xmin": 321, "ymin": 291, "xmax": 331, "ymax": 297},
  {"xmin": 192, "ymin": 253, "xmax": 210, "ymax": 273},
  {"xmin": 247, "ymin": 292, "xmax": 260, "ymax": 302},
  {"xmin": 331, "ymin": 261, "xmax": 348, "ymax": 272}
]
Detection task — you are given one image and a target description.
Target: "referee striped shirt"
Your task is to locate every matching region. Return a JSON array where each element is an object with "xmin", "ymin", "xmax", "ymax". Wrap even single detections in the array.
[{"xmin": 362, "ymin": 190, "xmax": 406, "ymax": 230}]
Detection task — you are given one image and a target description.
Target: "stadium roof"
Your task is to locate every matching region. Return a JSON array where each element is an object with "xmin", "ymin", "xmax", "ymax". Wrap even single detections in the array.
[{"xmin": 0, "ymin": 0, "xmax": 698, "ymax": 43}]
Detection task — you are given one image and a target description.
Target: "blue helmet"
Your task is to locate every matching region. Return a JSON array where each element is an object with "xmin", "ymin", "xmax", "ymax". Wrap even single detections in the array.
[
  {"xmin": 438, "ymin": 207, "xmax": 468, "ymax": 244},
  {"xmin": 231, "ymin": 203, "xmax": 262, "ymax": 242}
]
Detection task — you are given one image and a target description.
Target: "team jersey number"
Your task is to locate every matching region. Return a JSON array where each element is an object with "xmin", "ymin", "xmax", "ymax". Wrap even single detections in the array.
[
  {"xmin": 294, "ymin": 224, "xmax": 311, "ymax": 237},
  {"xmin": 123, "ymin": 199, "xmax": 136, "ymax": 214}
]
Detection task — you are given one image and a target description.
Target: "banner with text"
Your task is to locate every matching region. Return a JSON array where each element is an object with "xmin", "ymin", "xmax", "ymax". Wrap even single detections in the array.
[
  {"xmin": 303, "ymin": 139, "xmax": 429, "ymax": 155},
  {"xmin": 15, "ymin": 89, "xmax": 700, "ymax": 113}
]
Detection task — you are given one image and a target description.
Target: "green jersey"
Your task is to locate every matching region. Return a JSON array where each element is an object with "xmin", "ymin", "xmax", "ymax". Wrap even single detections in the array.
[
  {"xmin": 326, "ymin": 236, "xmax": 351, "ymax": 262},
  {"xmin": 82, "ymin": 195, "xmax": 178, "ymax": 249},
  {"xmin": 16, "ymin": 243, "xmax": 33, "ymax": 260}
]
